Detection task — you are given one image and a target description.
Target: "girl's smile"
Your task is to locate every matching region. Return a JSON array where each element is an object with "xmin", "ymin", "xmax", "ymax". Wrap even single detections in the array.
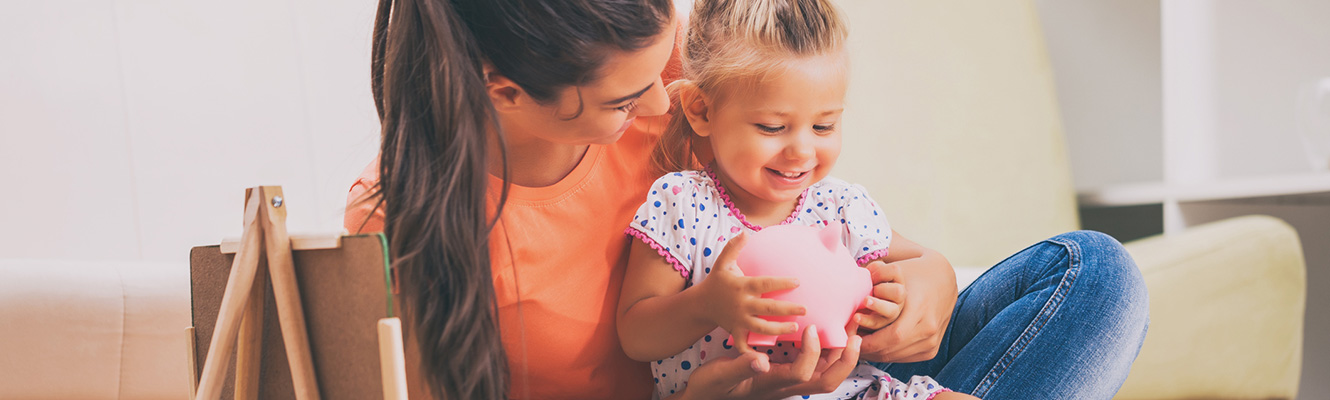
[{"xmin": 686, "ymin": 51, "xmax": 849, "ymax": 222}]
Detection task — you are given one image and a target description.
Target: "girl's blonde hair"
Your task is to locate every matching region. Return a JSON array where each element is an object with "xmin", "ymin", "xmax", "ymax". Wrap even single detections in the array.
[{"xmin": 650, "ymin": 0, "xmax": 848, "ymax": 174}]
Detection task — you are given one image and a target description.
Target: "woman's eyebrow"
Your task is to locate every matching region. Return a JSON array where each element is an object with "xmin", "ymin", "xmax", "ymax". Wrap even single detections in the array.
[{"xmin": 603, "ymin": 83, "xmax": 654, "ymax": 106}]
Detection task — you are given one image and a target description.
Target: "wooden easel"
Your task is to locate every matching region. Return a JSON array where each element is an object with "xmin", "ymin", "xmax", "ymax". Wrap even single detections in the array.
[{"xmin": 190, "ymin": 186, "xmax": 408, "ymax": 400}]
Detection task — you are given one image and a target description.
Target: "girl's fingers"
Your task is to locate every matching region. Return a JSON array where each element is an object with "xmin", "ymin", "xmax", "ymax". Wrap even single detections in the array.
[
  {"xmin": 854, "ymin": 312, "xmax": 893, "ymax": 331},
  {"xmin": 855, "ymin": 296, "xmax": 902, "ymax": 330},
  {"xmin": 711, "ymin": 232, "xmax": 749, "ymax": 274},
  {"xmin": 866, "ymin": 261, "xmax": 901, "ymax": 284},
  {"xmin": 746, "ymin": 318, "xmax": 801, "ymax": 336},
  {"xmin": 749, "ymin": 298, "xmax": 806, "ymax": 317},
  {"xmin": 730, "ymin": 329, "xmax": 752, "ymax": 355},
  {"xmin": 745, "ymin": 276, "xmax": 800, "ymax": 294},
  {"xmin": 872, "ymin": 282, "xmax": 907, "ymax": 304}
]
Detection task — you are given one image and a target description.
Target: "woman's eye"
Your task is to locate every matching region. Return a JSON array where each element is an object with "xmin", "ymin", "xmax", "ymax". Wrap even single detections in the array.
[
  {"xmin": 755, "ymin": 124, "xmax": 784, "ymax": 133},
  {"xmin": 615, "ymin": 100, "xmax": 640, "ymax": 113}
]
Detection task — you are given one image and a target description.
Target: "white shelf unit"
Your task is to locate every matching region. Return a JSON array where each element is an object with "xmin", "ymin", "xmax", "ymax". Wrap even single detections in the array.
[{"xmin": 1038, "ymin": 0, "xmax": 1330, "ymax": 397}]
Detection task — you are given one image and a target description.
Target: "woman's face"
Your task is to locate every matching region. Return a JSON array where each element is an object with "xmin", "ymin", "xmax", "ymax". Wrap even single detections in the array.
[{"xmin": 496, "ymin": 20, "xmax": 677, "ymax": 146}]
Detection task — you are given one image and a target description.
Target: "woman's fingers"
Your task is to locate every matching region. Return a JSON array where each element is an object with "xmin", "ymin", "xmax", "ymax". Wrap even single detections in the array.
[
  {"xmin": 788, "ymin": 325, "xmax": 821, "ymax": 380},
  {"xmin": 681, "ymin": 352, "xmax": 770, "ymax": 399},
  {"xmin": 816, "ymin": 335, "xmax": 862, "ymax": 384}
]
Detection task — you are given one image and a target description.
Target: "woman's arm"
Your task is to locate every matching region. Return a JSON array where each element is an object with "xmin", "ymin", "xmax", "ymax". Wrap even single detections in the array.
[{"xmin": 857, "ymin": 230, "xmax": 958, "ymax": 363}]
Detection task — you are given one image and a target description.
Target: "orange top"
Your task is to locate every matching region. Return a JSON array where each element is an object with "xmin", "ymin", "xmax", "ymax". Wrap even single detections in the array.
[{"xmin": 345, "ymin": 118, "xmax": 670, "ymax": 399}]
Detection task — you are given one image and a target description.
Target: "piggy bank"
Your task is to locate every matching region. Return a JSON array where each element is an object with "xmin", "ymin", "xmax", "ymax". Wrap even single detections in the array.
[{"xmin": 736, "ymin": 222, "xmax": 873, "ymax": 349}]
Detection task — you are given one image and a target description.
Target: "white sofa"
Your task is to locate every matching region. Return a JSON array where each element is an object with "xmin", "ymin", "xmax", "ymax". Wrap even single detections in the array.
[{"xmin": 0, "ymin": 260, "xmax": 192, "ymax": 399}]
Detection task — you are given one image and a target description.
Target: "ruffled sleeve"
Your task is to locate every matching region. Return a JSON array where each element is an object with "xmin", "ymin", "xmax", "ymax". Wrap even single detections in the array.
[
  {"xmin": 835, "ymin": 183, "xmax": 893, "ymax": 266},
  {"xmin": 625, "ymin": 173, "xmax": 705, "ymax": 279}
]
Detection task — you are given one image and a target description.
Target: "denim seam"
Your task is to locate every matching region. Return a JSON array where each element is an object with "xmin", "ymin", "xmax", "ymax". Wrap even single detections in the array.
[{"xmin": 970, "ymin": 237, "xmax": 1082, "ymax": 397}]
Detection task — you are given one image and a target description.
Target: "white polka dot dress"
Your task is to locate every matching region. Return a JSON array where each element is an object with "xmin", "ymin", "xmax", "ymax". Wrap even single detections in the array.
[{"xmin": 625, "ymin": 168, "xmax": 951, "ymax": 400}]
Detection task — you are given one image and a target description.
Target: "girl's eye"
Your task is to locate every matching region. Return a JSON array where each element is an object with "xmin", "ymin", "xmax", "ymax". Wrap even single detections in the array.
[
  {"xmin": 813, "ymin": 124, "xmax": 836, "ymax": 134},
  {"xmin": 755, "ymin": 124, "xmax": 784, "ymax": 133},
  {"xmin": 615, "ymin": 100, "xmax": 640, "ymax": 113}
]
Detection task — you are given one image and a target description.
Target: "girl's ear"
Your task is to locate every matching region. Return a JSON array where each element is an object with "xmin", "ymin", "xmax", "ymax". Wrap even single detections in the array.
[
  {"xmin": 484, "ymin": 65, "xmax": 526, "ymax": 113},
  {"xmin": 678, "ymin": 82, "xmax": 713, "ymax": 137}
]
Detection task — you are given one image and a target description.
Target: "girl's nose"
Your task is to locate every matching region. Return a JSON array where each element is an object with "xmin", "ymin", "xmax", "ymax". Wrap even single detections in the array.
[
  {"xmin": 635, "ymin": 77, "xmax": 670, "ymax": 117},
  {"xmin": 785, "ymin": 132, "xmax": 816, "ymax": 160}
]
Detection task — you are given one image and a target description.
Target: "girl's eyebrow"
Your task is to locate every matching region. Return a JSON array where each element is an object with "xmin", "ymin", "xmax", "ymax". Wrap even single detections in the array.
[
  {"xmin": 751, "ymin": 108, "xmax": 845, "ymax": 116},
  {"xmin": 603, "ymin": 83, "xmax": 654, "ymax": 106}
]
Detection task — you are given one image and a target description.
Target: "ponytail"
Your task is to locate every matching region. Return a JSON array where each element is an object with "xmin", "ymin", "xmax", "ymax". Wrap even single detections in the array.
[
  {"xmin": 372, "ymin": 0, "xmax": 509, "ymax": 398},
  {"xmin": 650, "ymin": 80, "xmax": 702, "ymax": 174},
  {"xmin": 369, "ymin": 0, "xmax": 672, "ymax": 398}
]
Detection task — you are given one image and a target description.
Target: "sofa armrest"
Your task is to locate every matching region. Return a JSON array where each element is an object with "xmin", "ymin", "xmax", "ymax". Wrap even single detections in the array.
[
  {"xmin": 0, "ymin": 260, "xmax": 191, "ymax": 400},
  {"xmin": 1116, "ymin": 215, "xmax": 1305, "ymax": 400}
]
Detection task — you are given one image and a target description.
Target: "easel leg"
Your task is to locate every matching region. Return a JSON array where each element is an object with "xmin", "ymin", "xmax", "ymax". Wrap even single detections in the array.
[
  {"xmin": 259, "ymin": 186, "xmax": 321, "ymax": 400},
  {"xmin": 195, "ymin": 192, "xmax": 265, "ymax": 400},
  {"xmin": 378, "ymin": 318, "xmax": 408, "ymax": 400},
  {"xmin": 235, "ymin": 257, "xmax": 268, "ymax": 400}
]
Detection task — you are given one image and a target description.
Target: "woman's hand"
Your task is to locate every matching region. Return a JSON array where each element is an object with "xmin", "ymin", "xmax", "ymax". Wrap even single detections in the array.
[
  {"xmin": 858, "ymin": 233, "xmax": 958, "ymax": 364},
  {"xmin": 672, "ymin": 325, "xmax": 863, "ymax": 400},
  {"xmin": 751, "ymin": 324, "xmax": 863, "ymax": 399},
  {"xmin": 695, "ymin": 233, "xmax": 806, "ymax": 352},
  {"xmin": 666, "ymin": 352, "xmax": 771, "ymax": 400}
]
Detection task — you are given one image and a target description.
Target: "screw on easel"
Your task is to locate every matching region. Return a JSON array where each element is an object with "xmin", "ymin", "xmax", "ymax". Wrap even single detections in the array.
[{"xmin": 272, "ymin": 196, "xmax": 284, "ymax": 208}]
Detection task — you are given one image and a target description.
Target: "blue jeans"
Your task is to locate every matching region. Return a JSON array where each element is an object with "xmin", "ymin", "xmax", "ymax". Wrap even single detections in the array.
[{"xmin": 872, "ymin": 231, "xmax": 1150, "ymax": 399}]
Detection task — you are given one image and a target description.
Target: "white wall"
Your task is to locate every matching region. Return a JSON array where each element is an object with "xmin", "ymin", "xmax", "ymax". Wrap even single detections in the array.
[
  {"xmin": 0, "ymin": 1, "xmax": 382, "ymax": 263},
  {"xmin": 1036, "ymin": 0, "xmax": 1163, "ymax": 190}
]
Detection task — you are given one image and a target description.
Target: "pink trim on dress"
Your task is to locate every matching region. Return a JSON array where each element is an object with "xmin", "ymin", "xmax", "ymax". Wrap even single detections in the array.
[
  {"xmin": 625, "ymin": 228, "xmax": 691, "ymax": 280},
  {"xmin": 704, "ymin": 165, "xmax": 809, "ymax": 232},
  {"xmin": 926, "ymin": 389, "xmax": 954, "ymax": 399},
  {"xmin": 856, "ymin": 248, "xmax": 891, "ymax": 267}
]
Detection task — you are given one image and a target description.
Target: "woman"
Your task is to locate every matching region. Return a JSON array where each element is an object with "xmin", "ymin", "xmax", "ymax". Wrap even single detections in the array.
[{"xmin": 347, "ymin": 0, "xmax": 1149, "ymax": 399}]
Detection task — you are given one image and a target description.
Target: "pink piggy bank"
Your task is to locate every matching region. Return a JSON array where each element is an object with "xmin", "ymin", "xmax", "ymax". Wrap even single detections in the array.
[{"xmin": 736, "ymin": 222, "xmax": 873, "ymax": 349}]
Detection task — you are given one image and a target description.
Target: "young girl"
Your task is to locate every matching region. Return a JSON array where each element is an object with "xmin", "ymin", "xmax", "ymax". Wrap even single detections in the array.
[{"xmin": 617, "ymin": 1, "xmax": 977, "ymax": 399}]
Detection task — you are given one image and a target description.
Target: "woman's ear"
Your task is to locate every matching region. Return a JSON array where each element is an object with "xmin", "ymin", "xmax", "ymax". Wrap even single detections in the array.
[
  {"xmin": 678, "ymin": 82, "xmax": 713, "ymax": 137},
  {"xmin": 484, "ymin": 65, "xmax": 525, "ymax": 113}
]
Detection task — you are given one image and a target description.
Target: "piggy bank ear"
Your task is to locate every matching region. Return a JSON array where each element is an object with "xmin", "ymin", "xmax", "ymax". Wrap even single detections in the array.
[{"xmin": 819, "ymin": 221, "xmax": 843, "ymax": 251}]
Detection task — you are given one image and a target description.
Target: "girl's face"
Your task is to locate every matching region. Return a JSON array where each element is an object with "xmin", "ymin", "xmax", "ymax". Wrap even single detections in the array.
[
  {"xmin": 495, "ymin": 20, "xmax": 677, "ymax": 147},
  {"xmin": 697, "ymin": 53, "xmax": 848, "ymax": 209}
]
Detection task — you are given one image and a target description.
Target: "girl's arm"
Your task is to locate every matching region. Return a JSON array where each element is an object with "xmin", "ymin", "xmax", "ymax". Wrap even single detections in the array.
[
  {"xmin": 617, "ymin": 239, "xmax": 717, "ymax": 361},
  {"xmin": 617, "ymin": 234, "xmax": 805, "ymax": 362},
  {"xmin": 857, "ymin": 230, "xmax": 958, "ymax": 363}
]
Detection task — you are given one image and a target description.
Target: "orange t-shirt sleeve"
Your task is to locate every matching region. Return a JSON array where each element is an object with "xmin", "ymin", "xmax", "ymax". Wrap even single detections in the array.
[{"xmin": 345, "ymin": 160, "xmax": 386, "ymax": 234}]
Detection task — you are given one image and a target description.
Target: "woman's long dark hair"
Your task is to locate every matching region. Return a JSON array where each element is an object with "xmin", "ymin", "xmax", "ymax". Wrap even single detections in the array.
[{"xmin": 369, "ymin": 0, "xmax": 671, "ymax": 398}]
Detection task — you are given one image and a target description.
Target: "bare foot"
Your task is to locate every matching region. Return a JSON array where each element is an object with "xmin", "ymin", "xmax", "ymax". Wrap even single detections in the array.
[{"xmin": 934, "ymin": 391, "xmax": 980, "ymax": 400}]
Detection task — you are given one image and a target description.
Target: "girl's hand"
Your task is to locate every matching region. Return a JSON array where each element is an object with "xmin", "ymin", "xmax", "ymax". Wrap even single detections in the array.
[
  {"xmin": 853, "ymin": 261, "xmax": 907, "ymax": 330},
  {"xmin": 695, "ymin": 233, "xmax": 806, "ymax": 352},
  {"xmin": 749, "ymin": 324, "xmax": 864, "ymax": 399}
]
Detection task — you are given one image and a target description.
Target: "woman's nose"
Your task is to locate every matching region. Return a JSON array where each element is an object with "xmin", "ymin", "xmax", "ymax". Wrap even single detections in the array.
[{"xmin": 635, "ymin": 77, "xmax": 670, "ymax": 117}]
